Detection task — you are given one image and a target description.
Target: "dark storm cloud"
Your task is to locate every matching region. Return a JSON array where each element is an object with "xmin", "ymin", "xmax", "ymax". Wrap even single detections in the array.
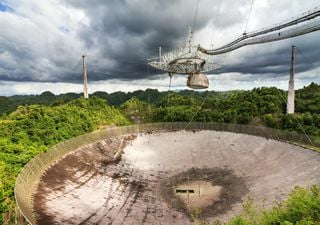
[
  {"xmin": 212, "ymin": 30, "xmax": 320, "ymax": 80},
  {"xmin": 65, "ymin": 0, "xmax": 224, "ymax": 80},
  {"xmin": 57, "ymin": 0, "xmax": 251, "ymax": 82},
  {"xmin": 0, "ymin": 0, "xmax": 319, "ymax": 84}
]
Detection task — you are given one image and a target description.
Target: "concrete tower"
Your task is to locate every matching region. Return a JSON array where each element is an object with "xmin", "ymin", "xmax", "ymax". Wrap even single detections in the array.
[
  {"xmin": 287, "ymin": 46, "xmax": 295, "ymax": 114},
  {"xmin": 82, "ymin": 55, "xmax": 89, "ymax": 99}
]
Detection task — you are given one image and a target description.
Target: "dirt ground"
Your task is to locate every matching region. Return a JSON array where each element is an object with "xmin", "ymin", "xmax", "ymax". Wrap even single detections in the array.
[
  {"xmin": 174, "ymin": 180, "xmax": 223, "ymax": 212},
  {"xmin": 159, "ymin": 167, "xmax": 248, "ymax": 219},
  {"xmin": 33, "ymin": 130, "xmax": 320, "ymax": 225}
]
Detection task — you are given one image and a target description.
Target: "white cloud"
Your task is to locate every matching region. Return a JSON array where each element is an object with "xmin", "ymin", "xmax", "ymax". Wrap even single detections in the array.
[{"xmin": 0, "ymin": 0, "xmax": 91, "ymax": 81}]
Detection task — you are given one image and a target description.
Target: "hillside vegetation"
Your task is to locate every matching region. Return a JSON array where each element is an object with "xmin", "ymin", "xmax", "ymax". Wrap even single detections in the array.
[
  {"xmin": 0, "ymin": 97, "xmax": 129, "ymax": 224},
  {"xmin": 2, "ymin": 83, "xmax": 319, "ymax": 138},
  {"xmin": 0, "ymin": 83, "xmax": 319, "ymax": 224},
  {"xmin": 227, "ymin": 185, "xmax": 320, "ymax": 225},
  {"xmin": 119, "ymin": 83, "xmax": 320, "ymax": 140}
]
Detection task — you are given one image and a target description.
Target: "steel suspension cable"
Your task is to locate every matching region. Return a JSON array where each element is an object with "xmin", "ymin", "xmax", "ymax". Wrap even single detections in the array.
[
  {"xmin": 166, "ymin": 74, "xmax": 173, "ymax": 122},
  {"xmin": 192, "ymin": 0, "xmax": 200, "ymax": 35},
  {"xmin": 276, "ymin": 88, "xmax": 314, "ymax": 146},
  {"xmin": 210, "ymin": 0, "xmax": 222, "ymax": 48},
  {"xmin": 243, "ymin": 0, "xmax": 255, "ymax": 34},
  {"xmin": 296, "ymin": 46, "xmax": 320, "ymax": 79},
  {"xmin": 185, "ymin": 91, "xmax": 210, "ymax": 129},
  {"xmin": 146, "ymin": 63, "xmax": 152, "ymax": 120}
]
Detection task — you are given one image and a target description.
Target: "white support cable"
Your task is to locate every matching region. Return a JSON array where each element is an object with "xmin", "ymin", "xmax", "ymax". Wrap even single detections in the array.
[
  {"xmin": 185, "ymin": 93, "xmax": 210, "ymax": 129},
  {"xmin": 243, "ymin": 0, "xmax": 255, "ymax": 34},
  {"xmin": 146, "ymin": 63, "xmax": 151, "ymax": 120},
  {"xmin": 296, "ymin": 46, "xmax": 320, "ymax": 78},
  {"xmin": 276, "ymin": 88, "xmax": 314, "ymax": 146},
  {"xmin": 192, "ymin": 0, "xmax": 200, "ymax": 33},
  {"xmin": 210, "ymin": 0, "xmax": 222, "ymax": 48},
  {"xmin": 166, "ymin": 74, "xmax": 173, "ymax": 122}
]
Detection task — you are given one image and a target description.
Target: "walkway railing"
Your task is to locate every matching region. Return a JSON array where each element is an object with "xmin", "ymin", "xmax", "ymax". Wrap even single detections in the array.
[{"xmin": 14, "ymin": 122, "xmax": 320, "ymax": 224}]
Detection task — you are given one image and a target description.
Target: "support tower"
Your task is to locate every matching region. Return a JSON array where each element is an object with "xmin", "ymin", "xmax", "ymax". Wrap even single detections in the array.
[
  {"xmin": 287, "ymin": 45, "xmax": 295, "ymax": 114},
  {"xmin": 82, "ymin": 55, "xmax": 89, "ymax": 99}
]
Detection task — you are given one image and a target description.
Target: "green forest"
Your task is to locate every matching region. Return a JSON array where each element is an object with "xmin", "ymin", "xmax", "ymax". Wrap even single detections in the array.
[
  {"xmin": 1, "ymin": 83, "xmax": 320, "ymax": 137},
  {"xmin": 0, "ymin": 97, "xmax": 130, "ymax": 224},
  {"xmin": 0, "ymin": 83, "xmax": 320, "ymax": 224}
]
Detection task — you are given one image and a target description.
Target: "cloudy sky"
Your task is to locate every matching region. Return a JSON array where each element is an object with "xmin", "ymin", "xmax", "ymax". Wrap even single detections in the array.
[{"xmin": 0, "ymin": 0, "xmax": 319, "ymax": 96}]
